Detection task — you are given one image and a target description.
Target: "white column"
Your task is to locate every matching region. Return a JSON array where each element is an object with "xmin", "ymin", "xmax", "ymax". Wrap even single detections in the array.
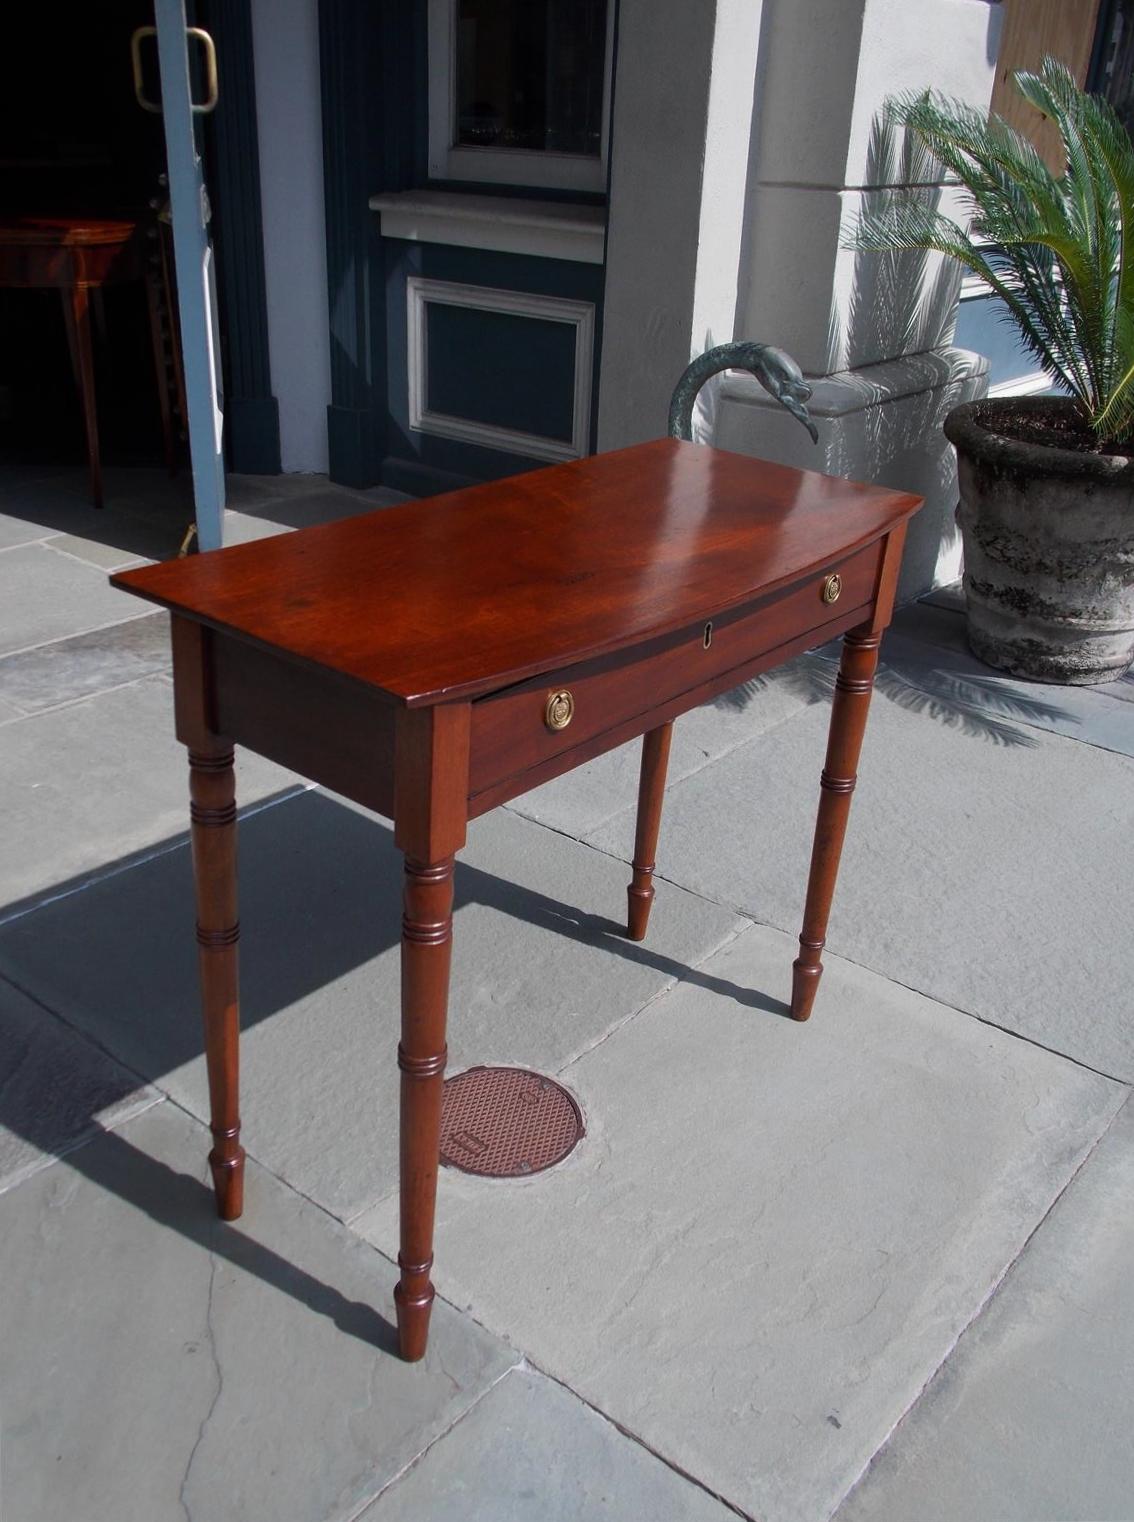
[
  {"xmin": 723, "ymin": 0, "xmax": 1004, "ymax": 597},
  {"xmin": 251, "ymin": 0, "xmax": 331, "ymax": 473},
  {"xmin": 597, "ymin": 0, "xmax": 766, "ymax": 452}
]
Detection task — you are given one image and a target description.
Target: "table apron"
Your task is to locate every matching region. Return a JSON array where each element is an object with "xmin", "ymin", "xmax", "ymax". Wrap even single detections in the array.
[
  {"xmin": 208, "ymin": 631, "xmax": 398, "ymax": 818},
  {"xmin": 195, "ymin": 544, "xmax": 881, "ymax": 825}
]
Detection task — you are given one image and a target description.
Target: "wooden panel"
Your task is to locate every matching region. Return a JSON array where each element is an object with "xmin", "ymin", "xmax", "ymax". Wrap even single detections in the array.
[
  {"xmin": 113, "ymin": 440, "xmax": 920, "ymax": 707},
  {"xmin": 991, "ymin": 0, "xmax": 1103, "ymax": 170},
  {"xmin": 468, "ymin": 540, "xmax": 882, "ymax": 803},
  {"xmin": 210, "ymin": 634, "xmax": 397, "ymax": 816}
]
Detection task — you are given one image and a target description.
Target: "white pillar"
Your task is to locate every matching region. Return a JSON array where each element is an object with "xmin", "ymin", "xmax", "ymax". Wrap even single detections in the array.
[
  {"xmin": 722, "ymin": 0, "xmax": 1004, "ymax": 598},
  {"xmin": 251, "ymin": 0, "xmax": 331, "ymax": 473},
  {"xmin": 597, "ymin": 0, "xmax": 766, "ymax": 452}
]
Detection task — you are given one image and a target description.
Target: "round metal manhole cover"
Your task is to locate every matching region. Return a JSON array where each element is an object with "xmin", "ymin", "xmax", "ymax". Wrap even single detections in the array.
[{"xmin": 440, "ymin": 1066, "xmax": 584, "ymax": 1178}]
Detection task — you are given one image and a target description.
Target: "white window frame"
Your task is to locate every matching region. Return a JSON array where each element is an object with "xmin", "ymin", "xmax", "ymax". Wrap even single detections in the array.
[
  {"xmin": 407, "ymin": 276, "xmax": 595, "ymax": 461},
  {"xmin": 427, "ymin": 0, "xmax": 615, "ymax": 193}
]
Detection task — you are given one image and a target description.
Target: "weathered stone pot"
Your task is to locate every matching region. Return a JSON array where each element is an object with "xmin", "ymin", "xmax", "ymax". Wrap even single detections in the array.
[{"xmin": 944, "ymin": 396, "xmax": 1134, "ymax": 684}]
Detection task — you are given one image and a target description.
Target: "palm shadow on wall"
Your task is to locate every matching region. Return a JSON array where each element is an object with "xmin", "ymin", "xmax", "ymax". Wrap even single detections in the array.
[{"xmin": 715, "ymin": 117, "xmax": 1074, "ymax": 747}]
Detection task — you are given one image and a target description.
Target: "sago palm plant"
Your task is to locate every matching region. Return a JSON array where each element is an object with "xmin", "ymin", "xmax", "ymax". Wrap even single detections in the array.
[{"xmin": 850, "ymin": 56, "xmax": 1134, "ymax": 448}]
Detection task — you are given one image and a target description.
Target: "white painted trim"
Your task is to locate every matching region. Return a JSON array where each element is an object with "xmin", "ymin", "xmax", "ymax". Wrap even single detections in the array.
[
  {"xmin": 370, "ymin": 190, "xmax": 606, "ymax": 264},
  {"xmin": 406, "ymin": 276, "xmax": 594, "ymax": 462},
  {"xmin": 426, "ymin": 0, "xmax": 613, "ymax": 192},
  {"xmin": 988, "ymin": 371, "xmax": 1053, "ymax": 398}
]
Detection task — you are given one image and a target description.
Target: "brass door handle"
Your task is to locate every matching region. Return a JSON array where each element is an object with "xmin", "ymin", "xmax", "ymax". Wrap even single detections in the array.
[
  {"xmin": 131, "ymin": 27, "xmax": 161, "ymax": 114},
  {"xmin": 188, "ymin": 28, "xmax": 219, "ymax": 114},
  {"xmin": 131, "ymin": 26, "xmax": 218, "ymax": 116}
]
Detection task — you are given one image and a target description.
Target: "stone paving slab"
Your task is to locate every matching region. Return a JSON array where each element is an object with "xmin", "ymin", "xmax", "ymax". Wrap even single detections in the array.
[
  {"xmin": 0, "ymin": 541, "xmax": 149, "ymax": 656},
  {"xmin": 0, "ymin": 513, "xmax": 53, "ymax": 550},
  {"xmin": 363, "ymin": 1365, "xmax": 739, "ymax": 1521},
  {"xmin": 356, "ymin": 923, "xmax": 1124, "ymax": 1522},
  {"xmin": 0, "ymin": 792, "xmax": 742, "ymax": 1222},
  {"xmin": 0, "ymin": 610, "xmax": 169, "ymax": 715},
  {"xmin": 0, "ymin": 692, "xmax": 22, "ymax": 723},
  {"xmin": 900, "ymin": 587, "xmax": 1134, "ymax": 706},
  {"xmin": 0, "ymin": 472, "xmax": 192, "ymax": 562},
  {"xmin": 507, "ymin": 656, "xmax": 824, "ymax": 837},
  {"xmin": 0, "ymin": 977, "xmax": 160, "ymax": 1195},
  {"xmin": 228, "ymin": 486, "xmax": 398, "ymax": 531},
  {"xmin": 887, "ymin": 602, "xmax": 1134, "ymax": 756},
  {"xmin": 0, "ymin": 676, "xmax": 301, "ymax": 914},
  {"xmin": 587, "ymin": 685, "xmax": 1134, "ymax": 1081},
  {"xmin": 0, "ymin": 474, "xmax": 110, "ymax": 548},
  {"xmin": 0, "ymin": 1101, "xmax": 518, "ymax": 1522},
  {"xmin": 43, "ymin": 529, "xmax": 150, "ymax": 571},
  {"xmin": 835, "ymin": 1093, "xmax": 1134, "ymax": 1522},
  {"xmin": 0, "ymin": 466, "xmax": 404, "ymax": 565},
  {"xmin": 921, "ymin": 582, "xmax": 965, "ymax": 614}
]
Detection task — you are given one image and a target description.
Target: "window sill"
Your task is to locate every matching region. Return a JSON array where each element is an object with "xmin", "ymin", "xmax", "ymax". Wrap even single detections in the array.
[{"xmin": 368, "ymin": 190, "xmax": 606, "ymax": 265}]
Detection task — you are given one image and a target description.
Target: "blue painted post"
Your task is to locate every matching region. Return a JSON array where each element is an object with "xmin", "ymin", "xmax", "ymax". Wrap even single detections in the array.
[{"xmin": 154, "ymin": 0, "xmax": 227, "ymax": 550}]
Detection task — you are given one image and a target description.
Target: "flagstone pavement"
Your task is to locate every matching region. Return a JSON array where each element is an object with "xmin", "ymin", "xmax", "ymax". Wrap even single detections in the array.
[{"xmin": 1, "ymin": 463, "xmax": 1131, "ymax": 1521}]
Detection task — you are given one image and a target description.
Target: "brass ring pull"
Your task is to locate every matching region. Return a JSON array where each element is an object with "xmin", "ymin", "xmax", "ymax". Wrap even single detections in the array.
[
  {"xmin": 545, "ymin": 690, "xmax": 574, "ymax": 731},
  {"xmin": 822, "ymin": 573, "xmax": 842, "ymax": 605}
]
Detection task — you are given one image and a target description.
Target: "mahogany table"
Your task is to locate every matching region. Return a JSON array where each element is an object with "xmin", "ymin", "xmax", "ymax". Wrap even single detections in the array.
[{"xmin": 113, "ymin": 439, "xmax": 921, "ymax": 1362}]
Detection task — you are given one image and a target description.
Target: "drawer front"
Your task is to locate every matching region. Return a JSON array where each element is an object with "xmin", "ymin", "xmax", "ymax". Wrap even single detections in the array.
[{"xmin": 469, "ymin": 539, "xmax": 881, "ymax": 798}]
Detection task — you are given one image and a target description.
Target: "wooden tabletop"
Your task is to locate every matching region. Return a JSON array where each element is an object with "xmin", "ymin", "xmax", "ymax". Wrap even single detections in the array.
[{"xmin": 113, "ymin": 440, "xmax": 920, "ymax": 706}]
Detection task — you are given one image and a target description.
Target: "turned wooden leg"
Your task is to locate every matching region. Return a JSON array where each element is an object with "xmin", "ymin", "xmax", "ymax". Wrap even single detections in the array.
[
  {"xmin": 395, "ymin": 855, "xmax": 455, "ymax": 1361},
  {"xmin": 188, "ymin": 744, "xmax": 245, "ymax": 1218},
  {"xmin": 792, "ymin": 627, "xmax": 881, "ymax": 1021},
  {"xmin": 62, "ymin": 283, "xmax": 103, "ymax": 509},
  {"xmin": 627, "ymin": 721, "xmax": 674, "ymax": 940}
]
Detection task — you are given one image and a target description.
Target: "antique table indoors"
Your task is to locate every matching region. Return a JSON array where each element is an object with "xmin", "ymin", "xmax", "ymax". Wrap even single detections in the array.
[{"xmin": 113, "ymin": 438, "xmax": 921, "ymax": 1362}]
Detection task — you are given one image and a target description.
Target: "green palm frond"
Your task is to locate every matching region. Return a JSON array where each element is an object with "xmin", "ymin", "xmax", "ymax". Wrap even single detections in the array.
[{"xmin": 846, "ymin": 57, "xmax": 1134, "ymax": 446}]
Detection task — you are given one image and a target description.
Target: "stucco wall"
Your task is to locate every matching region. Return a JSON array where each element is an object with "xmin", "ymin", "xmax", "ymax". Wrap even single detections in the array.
[{"xmin": 599, "ymin": 0, "xmax": 1001, "ymax": 596}]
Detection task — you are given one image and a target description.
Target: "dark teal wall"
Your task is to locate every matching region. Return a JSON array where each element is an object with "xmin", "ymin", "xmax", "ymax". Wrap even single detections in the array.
[
  {"xmin": 426, "ymin": 307, "xmax": 577, "ymax": 444},
  {"xmin": 320, "ymin": 0, "xmax": 608, "ymax": 496},
  {"xmin": 319, "ymin": 0, "xmax": 427, "ymax": 487},
  {"xmin": 200, "ymin": 0, "xmax": 281, "ymax": 474}
]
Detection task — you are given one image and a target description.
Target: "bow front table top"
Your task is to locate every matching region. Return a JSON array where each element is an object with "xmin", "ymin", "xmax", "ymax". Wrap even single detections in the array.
[{"xmin": 113, "ymin": 437, "xmax": 921, "ymax": 1361}]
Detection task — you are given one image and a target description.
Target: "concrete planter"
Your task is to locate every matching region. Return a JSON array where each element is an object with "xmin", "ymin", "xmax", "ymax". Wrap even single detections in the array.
[{"xmin": 945, "ymin": 397, "xmax": 1134, "ymax": 684}]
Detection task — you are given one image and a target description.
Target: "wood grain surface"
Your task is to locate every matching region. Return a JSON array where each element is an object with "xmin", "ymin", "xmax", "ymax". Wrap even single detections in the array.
[{"xmin": 113, "ymin": 440, "xmax": 920, "ymax": 707}]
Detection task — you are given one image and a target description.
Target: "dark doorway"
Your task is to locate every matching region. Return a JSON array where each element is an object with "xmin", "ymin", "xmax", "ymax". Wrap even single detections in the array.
[{"xmin": 0, "ymin": 6, "xmax": 173, "ymax": 470}]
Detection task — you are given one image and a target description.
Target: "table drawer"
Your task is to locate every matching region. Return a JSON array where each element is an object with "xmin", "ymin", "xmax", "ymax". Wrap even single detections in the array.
[{"xmin": 468, "ymin": 538, "xmax": 882, "ymax": 797}]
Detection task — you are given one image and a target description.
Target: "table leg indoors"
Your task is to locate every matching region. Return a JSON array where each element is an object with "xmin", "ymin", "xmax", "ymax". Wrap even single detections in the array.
[
  {"xmin": 63, "ymin": 282, "xmax": 103, "ymax": 508},
  {"xmin": 791, "ymin": 625, "xmax": 882, "ymax": 1021},
  {"xmin": 188, "ymin": 741, "xmax": 245, "ymax": 1218},
  {"xmin": 627, "ymin": 721, "xmax": 674, "ymax": 940}
]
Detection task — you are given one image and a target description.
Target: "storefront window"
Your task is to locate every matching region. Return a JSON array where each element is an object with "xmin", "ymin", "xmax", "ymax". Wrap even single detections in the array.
[
  {"xmin": 428, "ymin": 0, "xmax": 613, "ymax": 191},
  {"xmin": 455, "ymin": 0, "xmax": 607, "ymax": 158}
]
